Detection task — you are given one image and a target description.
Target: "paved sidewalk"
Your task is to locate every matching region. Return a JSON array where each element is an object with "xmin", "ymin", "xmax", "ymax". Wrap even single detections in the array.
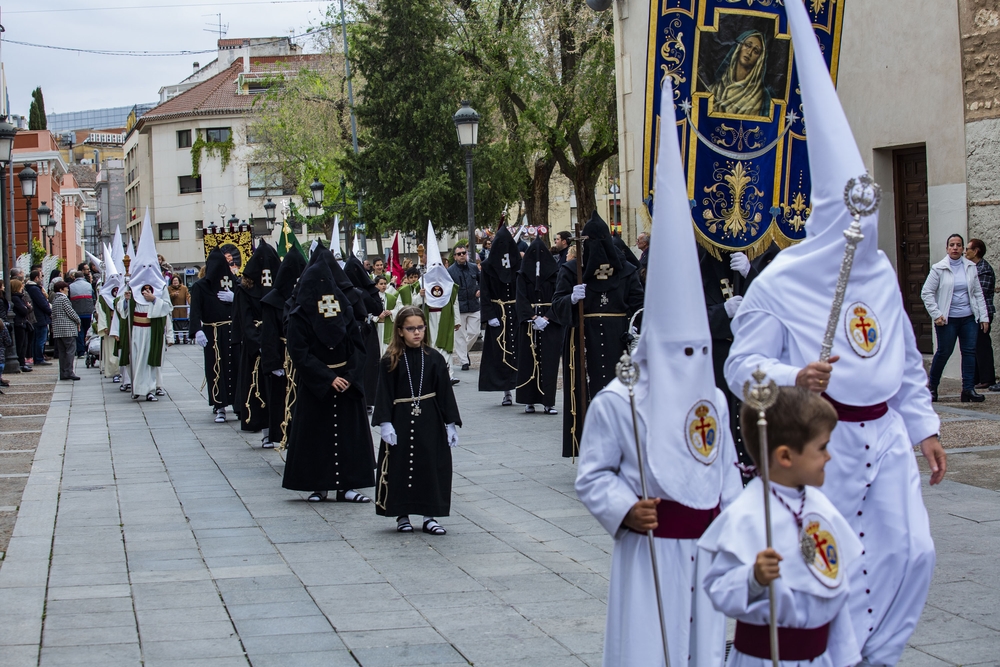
[{"xmin": 0, "ymin": 345, "xmax": 998, "ymax": 665}]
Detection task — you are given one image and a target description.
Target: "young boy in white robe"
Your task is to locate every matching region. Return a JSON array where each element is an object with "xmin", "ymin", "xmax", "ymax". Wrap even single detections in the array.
[
  {"xmin": 129, "ymin": 284, "xmax": 172, "ymax": 401},
  {"xmin": 699, "ymin": 387, "xmax": 862, "ymax": 666},
  {"xmin": 575, "ymin": 73, "xmax": 743, "ymax": 667}
]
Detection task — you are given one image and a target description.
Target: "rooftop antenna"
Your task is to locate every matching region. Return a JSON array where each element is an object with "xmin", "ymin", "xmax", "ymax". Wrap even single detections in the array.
[{"xmin": 203, "ymin": 13, "xmax": 228, "ymax": 40}]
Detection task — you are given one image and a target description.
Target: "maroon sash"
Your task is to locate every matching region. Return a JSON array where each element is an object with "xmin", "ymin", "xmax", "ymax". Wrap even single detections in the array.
[
  {"xmin": 628, "ymin": 499, "xmax": 720, "ymax": 539},
  {"xmin": 734, "ymin": 621, "xmax": 830, "ymax": 660},
  {"xmin": 822, "ymin": 393, "xmax": 888, "ymax": 422}
]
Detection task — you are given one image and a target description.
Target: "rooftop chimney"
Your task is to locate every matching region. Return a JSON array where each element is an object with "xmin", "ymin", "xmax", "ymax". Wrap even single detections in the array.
[{"xmin": 192, "ymin": 61, "xmax": 200, "ymax": 71}]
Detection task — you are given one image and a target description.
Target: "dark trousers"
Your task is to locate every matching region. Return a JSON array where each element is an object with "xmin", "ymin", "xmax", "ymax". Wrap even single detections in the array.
[
  {"xmin": 76, "ymin": 315, "xmax": 92, "ymax": 355},
  {"xmin": 975, "ymin": 315, "xmax": 996, "ymax": 386},
  {"xmin": 15, "ymin": 325, "xmax": 30, "ymax": 366},
  {"xmin": 54, "ymin": 337, "xmax": 76, "ymax": 379},
  {"xmin": 929, "ymin": 315, "xmax": 978, "ymax": 392},
  {"xmin": 33, "ymin": 323, "xmax": 48, "ymax": 363}
]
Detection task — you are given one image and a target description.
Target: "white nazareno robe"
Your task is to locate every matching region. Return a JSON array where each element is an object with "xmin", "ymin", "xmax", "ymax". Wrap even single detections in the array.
[
  {"xmin": 576, "ymin": 381, "xmax": 743, "ymax": 667},
  {"xmin": 129, "ymin": 296, "xmax": 171, "ymax": 398},
  {"xmin": 699, "ymin": 479, "xmax": 862, "ymax": 667}
]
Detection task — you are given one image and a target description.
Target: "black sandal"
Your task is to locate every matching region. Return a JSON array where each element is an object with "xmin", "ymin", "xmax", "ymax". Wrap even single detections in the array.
[
  {"xmin": 262, "ymin": 436, "xmax": 274, "ymax": 449},
  {"xmin": 336, "ymin": 490, "xmax": 371, "ymax": 503},
  {"xmin": 397, "ymin": 517, "xmax": 413, "ymax": 533},
  {"xmin": 501, "ymin": 394, "xmax": 512, "ymax": 406},
  {"xmin": 543, "ymin": 406, "xmax": 558, "ymax": 415},
  {"xmin": 524, "ymin": 405, "xmax": 535, "ymax": 414},
  {"xmin": 422, "ymin": 519, "xmax": 446, "ymax": 535},
  {"xmin": 146, "ymin": 393, "xmax": 158, "ymax": 402},
  {"xmin": 307, "ymin": 491, "xmax": 328, "ymax": 502}
]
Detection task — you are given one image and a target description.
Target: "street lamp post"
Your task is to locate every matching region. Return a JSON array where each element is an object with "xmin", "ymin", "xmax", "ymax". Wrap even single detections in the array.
[
  {"xmin": 18, "ymin": 164, "xmax": 37, "ymax": 248},
  {"xmin": 0, "ymin": 119, "xmax": 20, "ymax": 374},
  {"xmin": 45, "ymin": 210, "xmax": 56, "ymax": 255},
  {"xmin": 264, "ymin": 198, "xmax": 276, "ymax": 235},
  {"xmin": 453, "ymin": 101, "xmax": 480, "ymax": 253},
  {"xmin": 36, "ymin": 201, "xmax": 51, "ymax": 256}
]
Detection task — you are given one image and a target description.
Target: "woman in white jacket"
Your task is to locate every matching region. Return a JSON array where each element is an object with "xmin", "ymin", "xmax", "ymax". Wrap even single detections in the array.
[{"xmin": 922, "ymin": 233, "xmax": 990, "ymax": 402}]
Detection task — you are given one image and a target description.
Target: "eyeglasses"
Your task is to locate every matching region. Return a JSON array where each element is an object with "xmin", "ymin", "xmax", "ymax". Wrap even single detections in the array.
[
  {"xmin": 454, "ymin": 251, "xmax": 467, "ymax": 256},
  {"xmin": 403, "ymin": 325, "xmax": 426, "ymax": 333}
]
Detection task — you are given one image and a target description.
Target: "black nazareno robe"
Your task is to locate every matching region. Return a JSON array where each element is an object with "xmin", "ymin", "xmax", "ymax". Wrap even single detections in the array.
[
  {"xmin": 700, "ymin": 243, "xmax": 781, "ymax": 478},
  {"xmin": 281, "ymin": 250, "xmax": 376, "ymax": 493},
  {"xmin": 189, "ymin": 248, "xmax": 237, "ymax": 409},
  {"xmin": 479, "ymin": 226, "xmax": 520, "ymax": 392},
  {"xmin": 261, "ymin": 248, "xmax": 306, "ymax": 443},
  {"xmin": 515, "ymin": 238, "xmax": 562, "ymax": 408},
  {"xmin": 551, "ymin": 213, "xmax": 644, "ymax": 458},
  {"xmin": 373, "ymin": 345, "xmax": 461, "ymax": 517}
]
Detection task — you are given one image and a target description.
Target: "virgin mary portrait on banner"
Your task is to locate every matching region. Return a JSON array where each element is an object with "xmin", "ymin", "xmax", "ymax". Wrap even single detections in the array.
[{"xmin": 709, "ymin": 30, "xmax": 772, "ymax": 118}]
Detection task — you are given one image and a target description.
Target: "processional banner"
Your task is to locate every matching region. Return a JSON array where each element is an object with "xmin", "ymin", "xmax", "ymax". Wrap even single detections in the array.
[
  {"xmin": 203, "ymin": 230, "xmax": 254, "ymax": 276},
  {"xmin": 643, "ymin": 0, "xmax": 845, "ymax": 259}
]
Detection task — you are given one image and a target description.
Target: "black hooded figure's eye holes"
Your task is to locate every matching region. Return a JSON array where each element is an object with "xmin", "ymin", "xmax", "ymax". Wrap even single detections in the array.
[
  {"xmin": 703, "ymin": 346, "xmax": 709, "ymax": 355},
  {"xmin": 685, "ymin": 347, "xmax": 694, "ymax": 356}
]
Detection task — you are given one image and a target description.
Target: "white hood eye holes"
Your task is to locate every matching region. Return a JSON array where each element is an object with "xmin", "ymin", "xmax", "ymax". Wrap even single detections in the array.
[
  {"xmin": 702, "ymin": 346, "xmax": 709, "ymax": 355},
  {"xmin": 685, "ymin": 347, "xmax": 694, "ymax": 356}
]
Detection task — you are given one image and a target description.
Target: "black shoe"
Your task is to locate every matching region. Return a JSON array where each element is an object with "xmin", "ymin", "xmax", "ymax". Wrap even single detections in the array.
[
  {"xmin": 989, "ymin": 383, "xmax": 1000, "ymax": 393},
  {"xmin": 35, "ymin": 360, "xmax": 52, "ymax": 366},
  {"xmin": 70, "ymin": 376, "xmax": 81, "ymax": 381},
  {"xmin": 451, "ymin": 378, "xmax": 460, "ymax": 385},
  {"xmin": 930, "ymin": 387, "xmax": 938, "ymax": 402},
  {"xmin": 0, "ymin": 380, "xmax": 9, "ymax": 387},
  {"xmin": 461, "ymin": 363, "xmax": 470, "ymax": 371},
  {"xmin": 21, "ymin": 366, "xmax": 32, "ymax": 372},
  {"xmin": 962, "ymin": 390, "xmax": 986, "ymax": 403}
]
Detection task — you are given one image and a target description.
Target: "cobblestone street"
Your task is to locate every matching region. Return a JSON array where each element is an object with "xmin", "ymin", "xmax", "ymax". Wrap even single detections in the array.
[{"xmin": 0, "ymin": 346, "xmax": 999, "ymax": 665}]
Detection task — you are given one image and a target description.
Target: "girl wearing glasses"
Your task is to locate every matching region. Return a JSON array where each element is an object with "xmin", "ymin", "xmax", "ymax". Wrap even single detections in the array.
[{"xmin": 373, "ymin": 306, "xmax": 462, "ymax": 535}]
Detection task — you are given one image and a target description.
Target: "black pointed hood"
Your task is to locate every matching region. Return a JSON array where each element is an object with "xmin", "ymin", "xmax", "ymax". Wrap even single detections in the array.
[
  {"xmin": 582, "ymin": 211, "xmax": 623, "ymax": 291},
  {"xmin": 242, "ymin": 241, "xmax": 282, "ymax": 299},
  {"xmin": 482, "ymin": 224, "xmax": 521, "ymax": 283},
  {"xmin": 261, "ymin": 245, "xmax": 306, "ymax": 309},
  {"xmin": 205, "ymin": 248, "xmax": 236, "ymax": 292},
  {"xmin": 613, "ymin": 236, "xmax": 641, "ymax": 269},
  {"xmin": 292, "ymin": 247, "xmax": 353, "ymax": 350},
  {"xmin": 519, "ymin": 236, "xmax": 558, "ymax": 286}
]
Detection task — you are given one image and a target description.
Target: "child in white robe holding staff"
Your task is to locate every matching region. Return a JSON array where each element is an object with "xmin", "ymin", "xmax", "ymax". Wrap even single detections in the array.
[{"xmin": 698, "ymin": 387, "xmax": 861, "ymax": 666}]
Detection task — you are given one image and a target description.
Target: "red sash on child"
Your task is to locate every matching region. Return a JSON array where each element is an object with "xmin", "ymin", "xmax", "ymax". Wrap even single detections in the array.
[
  {"xmin": 734, "ymin": 621, "xmax": 830, "ymax": 660},
  {"xmin": 629, "ymin": 499, "xmax": 720, "ymax": 539}
]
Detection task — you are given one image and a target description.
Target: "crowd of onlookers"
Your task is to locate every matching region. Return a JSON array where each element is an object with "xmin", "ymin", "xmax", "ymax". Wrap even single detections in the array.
[{"xmin": 1, "ymin": 261, "xmax": 101, "ymax": 388}]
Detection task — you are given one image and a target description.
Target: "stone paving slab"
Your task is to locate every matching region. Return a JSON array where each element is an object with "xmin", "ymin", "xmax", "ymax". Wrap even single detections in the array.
[{"xmin": 0, "ymin": 345, "xmax": 998, "ymax": 665}]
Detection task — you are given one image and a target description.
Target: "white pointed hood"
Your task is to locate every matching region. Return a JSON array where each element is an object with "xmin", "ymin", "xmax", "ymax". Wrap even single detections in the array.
[
  {"xmin": 351, "ymin": 231, "xmax": 363, "ymax": 261},
  {"xmin": 331, "ymin": 215, "xmax": 343, "ymax": 261},
  {"xmin": 422, "ymin": 220, "xmax": 454, "ymax": 309},
  {"xmin": 128, "ymin": 208, "xmax": 167, "ymax": 293},
  {"xmin": 125, "ymin": 236, "xmax": 136, "ymax": 276},
  {"xmin": 99, "ymin": 243, "xmax": 123, "ymax": 309},
  {"xmin": 637, "ymin": 77, "xmax": 727, "ymax": 509},
  {"xmin": 111, "ymin": 226, "xmax": 125, "ymax": 272},
  {"xmin": 730, "ymin": 0, "xmax": 906, "ymax": 405}
]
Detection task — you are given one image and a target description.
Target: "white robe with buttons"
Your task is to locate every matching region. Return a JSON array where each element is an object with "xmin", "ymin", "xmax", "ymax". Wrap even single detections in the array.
[
  {"xmin": 576, "ymin": 381, "xmax": 743, "ymax": 667},
  {"xmin": 699, "ymin": 480, "xmax": 861, "ymax": 667}
]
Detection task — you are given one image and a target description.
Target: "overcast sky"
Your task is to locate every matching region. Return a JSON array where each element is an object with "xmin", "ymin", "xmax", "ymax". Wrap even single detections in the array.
[{"xmin": 1, "ymin": 0, "xmax": 331, "ymax": 119}]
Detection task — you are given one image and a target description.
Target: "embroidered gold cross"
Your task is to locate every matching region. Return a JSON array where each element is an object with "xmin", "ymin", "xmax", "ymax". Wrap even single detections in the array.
[
  {"xmin": 594, "ymin": 264, "xmax": 614, "ymax": 280},
  {"xmin": 261, "ymin": 269, "xmax": 273, "ymax": 287},
  {"xmin": 318, "ymin": 295, "xmax": 341, "ymax": 318},
  {"xmin": 720, "ymin": 278, "xmax": 735, "ymax": 301}
]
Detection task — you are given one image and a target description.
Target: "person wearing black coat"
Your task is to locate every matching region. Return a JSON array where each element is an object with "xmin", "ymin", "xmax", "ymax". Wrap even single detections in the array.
[
  {"xmin": 281, "ymin": 248, "xmax": 376, "ymax": 503},
  {"xmin": 25, "ymin": 272, "xmax": 52, "ymax": 366},
  {"xmin": 10, "ymin": 281, "xmax": 33, "ymax": 371}
]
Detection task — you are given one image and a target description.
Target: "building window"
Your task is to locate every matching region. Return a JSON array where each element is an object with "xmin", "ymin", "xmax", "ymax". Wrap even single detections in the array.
[
  {"xmin": 179, "ymin": 175, "xmax": 202, "ymax": 194},
  {"xmin": 177, "ymin": 130, "xmax": 192, "ymax": 148},
  {"xmin": 205, "ymin": 127, "xmax": 231, "ymax": 143},
  {"xmin": 248, "ymin": 82, "xmax": 270, "ymax": 95},
  {"xmin": 248, "ymin": 165, "xmax": 289, "ymax": 197},
  {"xmin": 159, "ymin": 222, "xmax": 179, "ymax": 241},
  {"xmin": 195, "ymin": 220, "xmax": 204, "ymax": 240}
]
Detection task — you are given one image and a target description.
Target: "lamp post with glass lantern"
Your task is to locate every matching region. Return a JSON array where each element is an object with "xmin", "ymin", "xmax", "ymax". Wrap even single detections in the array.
[
  {"xmin": 37, "ymin": 201, "xmax": 51, "ymax": 256},
  {"xmin": 18, "ymin": 164, "xmax": 37, "ymax": 247},
  {"xmin": 264, "ymin": 198, "xmax": 276, "ymax": 236},
  {"xmin": 0, "ymin": 119, "xmax": 20, "ymax": 373},
  {"xmin": 452, "ymin": 101, "xmax": 480, "ymax": 253}
]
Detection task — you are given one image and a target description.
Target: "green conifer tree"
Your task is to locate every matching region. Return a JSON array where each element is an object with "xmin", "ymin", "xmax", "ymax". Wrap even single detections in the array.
[{"xmin": 28, "ymin": 87, "xmax": 47, "ymax": 130}]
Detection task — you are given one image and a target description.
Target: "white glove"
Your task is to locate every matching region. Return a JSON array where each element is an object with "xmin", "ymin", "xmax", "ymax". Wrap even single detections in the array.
[
  {"xmin": 446, "ymin": 423, "xmax": 459, "ymax": 448},
  {"xmin": 532, "ymin": 317, "xmax": 549, "ymax": 331},
  {"xmin": 217, "ymin": 289, "xmax": 235, "ymax": 303},
  {"xmin": 271, "ymin": 369, "xmax": 285, "ymax": 377},
  {"xmin": 570, "ymin": 284, "xmax": 586, "ymax": 304},
  {"xmin": 487, "ymin": 318, "xmax": 501, "ymax": 328},
  {"xmin": 195, "ymin": 330, "xmax": 208, "ymax": 347},
  {"xmin": 730, "ymin": 252, "xmax": 751, "ymax": 278},
  {"xmin": 724, "ymin": 295, "xmax": 744, "ymax": 319},
  {"xmin": 380, "ymin": 422, "xmax": 397, "ymax": 446}
]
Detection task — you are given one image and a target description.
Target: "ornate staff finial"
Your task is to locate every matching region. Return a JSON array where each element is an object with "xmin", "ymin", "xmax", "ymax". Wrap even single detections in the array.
[
  {"xmin": 616, "ymin": 352, "xmax": 640, "ymax": 389},
  {"xmin": 844, "ymin": 173, "xmax": 882, "ymax": 219},
  {"xmin": 742, "ymin": 367, "xmax": 779, "ymax": 413}
]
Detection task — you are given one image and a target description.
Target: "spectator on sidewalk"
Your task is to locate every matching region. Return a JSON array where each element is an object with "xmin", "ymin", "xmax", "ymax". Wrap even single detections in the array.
[
  {"xmin": 25, "ymin": 269, "xmax": 52, "ymax": 367},
  {"xmin": 50, "ymin": 281, "xmax": 81, "ymax": 381},
  {"xmin": 168, "ymin": 276, "xmax": 190, "ymax": 341},
  {"xmin": 10, "ymin": 280, "xmax": 32, "ymax": 372},
  {"xmin": 70, "ymin": 270, "xmax": 95, "ymax": 357},
  {"xmin": 447, "ymin": 244, "xmax": 480, "ymax": 372},
  {"xmin": 0, "ymin": 282, "xmax": 11, "ymax": 388},
  {"xmin": 966, "ymin": 239, "xmax": 998, "ymax": 391}
]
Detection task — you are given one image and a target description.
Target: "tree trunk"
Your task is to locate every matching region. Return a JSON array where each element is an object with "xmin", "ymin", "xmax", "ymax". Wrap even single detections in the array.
[
  {"xmin": 572, "ymin": 161, "xmax": 601, "ymax": 227},
  {"xmin": 526, "ymin": 156, "xmax": 555, "ymax": 241}
]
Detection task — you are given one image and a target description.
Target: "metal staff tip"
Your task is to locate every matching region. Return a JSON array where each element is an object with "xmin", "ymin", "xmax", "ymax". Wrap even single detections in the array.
[
  {"xmin": 742, "ymin": 367, "xmax": 779, "ymax": 413},
  {"xmin": 616, "ymin": 352, "xmax": 640, "ymax": 389}
]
